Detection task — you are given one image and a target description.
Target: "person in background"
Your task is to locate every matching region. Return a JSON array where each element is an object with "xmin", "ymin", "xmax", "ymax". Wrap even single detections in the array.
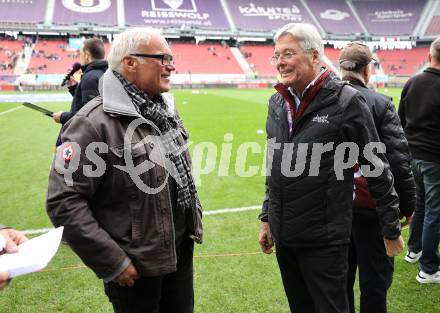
[
  {"xmin": 0, "ymin": 225, "xmax": 28, "ymax": 290},
  {"xmin": 339, "ymin": 42, "xmax": 415, "ymax": 312},
  {"xmin": 52, "ymin": 38, "xmax": 108, "ymax": 145},
  {"xmin": 398, "ymin": 37, "xmax": 440, "ymax": 284}
]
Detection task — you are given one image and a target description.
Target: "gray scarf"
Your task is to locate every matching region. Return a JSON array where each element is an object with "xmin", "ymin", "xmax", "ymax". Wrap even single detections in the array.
[{"xmin": 114, "ymin": 70, "xmax": 197, "ymax": 212}]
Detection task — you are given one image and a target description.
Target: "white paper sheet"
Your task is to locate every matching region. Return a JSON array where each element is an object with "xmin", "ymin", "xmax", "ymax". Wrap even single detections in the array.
[{"xmin": 0, "ymin": 226, "xmax": 64, "ymax": 278}]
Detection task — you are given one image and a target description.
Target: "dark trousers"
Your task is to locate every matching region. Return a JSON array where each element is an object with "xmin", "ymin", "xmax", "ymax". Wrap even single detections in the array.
[
  {"xmin": 276, "ymin": 244, "xmax": 349, "ymax": 313},
  {"xmin": 347, "ymin": 214, "xmax": 394, "ymax": 313},
  {"xmin": 104, "ymin": 238, "xmax": 194, "ymax": 313},
  {"xmin": 408, "ymin": 159, "xmax": 440, "ymax": 274}
]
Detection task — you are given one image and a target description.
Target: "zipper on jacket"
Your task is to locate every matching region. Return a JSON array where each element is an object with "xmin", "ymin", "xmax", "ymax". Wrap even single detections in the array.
[{"xmin": 278, "ymin": 172, "xmax": 285, "ymax": 245}]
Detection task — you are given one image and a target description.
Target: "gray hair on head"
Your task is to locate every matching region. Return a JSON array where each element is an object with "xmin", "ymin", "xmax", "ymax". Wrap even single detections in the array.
[
  {"xmin": 430, "ymin": 37, "xmax": 440, "ymax": 63},
  {"xmin": 274, "ymin": 23, "xmax": 324, "ymax": 59},
  {"xmin": 107, "ymin": 28, "xmax": 162, "ymax": 72}
]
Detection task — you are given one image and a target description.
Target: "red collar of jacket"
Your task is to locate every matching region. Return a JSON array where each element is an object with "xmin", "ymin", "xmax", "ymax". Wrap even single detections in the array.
[{"xmin": 275, "ymin": 68, "xmax": 331, "ymax": 120}]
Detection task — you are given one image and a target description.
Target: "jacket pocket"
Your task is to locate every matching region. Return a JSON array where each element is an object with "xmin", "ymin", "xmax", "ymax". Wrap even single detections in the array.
[{"xmin": 110, "ymin": 142, "xmax": 148, "ymax": 159}]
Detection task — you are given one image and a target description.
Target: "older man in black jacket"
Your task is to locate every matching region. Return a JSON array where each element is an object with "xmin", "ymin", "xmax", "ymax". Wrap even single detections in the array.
[
  {"xmin": 339, "ymin": 42, "xmax": 415, "ymax": 313},
  {"xmin": 258, "ymin": 23, "xmax": 404, "ymax": 313}
]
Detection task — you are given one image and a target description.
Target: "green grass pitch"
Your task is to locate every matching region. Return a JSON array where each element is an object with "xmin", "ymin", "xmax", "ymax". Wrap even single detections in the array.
[{"xmin": 0, "ymin": 88, "xmax": 438, "ymax": 312}]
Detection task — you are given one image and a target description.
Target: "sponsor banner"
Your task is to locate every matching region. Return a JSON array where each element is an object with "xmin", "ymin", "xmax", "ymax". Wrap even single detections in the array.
[
  {"xmin": 0, "ymin": 0, "xmax": 46, "ymax": 23},
  {"xmin": 0, "ymin": 85, "xmax": 16, "ymax": 91},
  {"xmin": 53, "ymin": 0, "xmax": 117, "ymax": 26},
  {"xmin": 0, "ymin": 75, "xmax": 18, "ymax": 84},
  {"xmin": 237, "ymin": 83, "xmax": 269, "ymax": 89},
  {"xmin": 125, "ymin": 0, "xmax": 230, "ymax": 29},
  {"xmin": 354, "ymin": 0, "xmax": 425, "ymax": 35},
  {"xmin": 36, "ymin": 74, "xmax": 65, "ymax": 85},
  {"xmin": 307, "ymin": 0, "xmax": 363, "ymax": 35},
  {"xmin": 228, "ymin": 0, "xmax": 316, "ymax": 31}
]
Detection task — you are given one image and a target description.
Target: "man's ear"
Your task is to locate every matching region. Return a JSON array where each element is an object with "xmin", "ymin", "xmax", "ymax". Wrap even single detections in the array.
[
  {"xmin": 312, "ymin": 50, "xmax": 320, "ymax": 65},
  {"xmin": 362, "ymin": 65, "xmax": 369, "ymax": 77},
  {"xmin": 122, "ymin": 56, "xmax": 137, "ymax": 73},
  {"xmin": 362, "ymin": 65, "xmax": 370, "ymax": 84},
  {"xmin": 84, "ymin": 50, "xmax": 92, "ymax": 62}
]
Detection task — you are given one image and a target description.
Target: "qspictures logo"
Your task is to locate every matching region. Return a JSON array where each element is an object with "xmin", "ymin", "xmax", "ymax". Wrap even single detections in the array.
[
  {"xmin": 54, "ymin": 118, "xmax": 387, "ymax": 195},
  {"xmin": 62, "ymin": 0, "xmax": 111, "ymax": 13}
]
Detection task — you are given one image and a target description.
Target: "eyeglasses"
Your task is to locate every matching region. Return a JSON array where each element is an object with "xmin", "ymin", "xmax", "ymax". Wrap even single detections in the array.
[
  {"xmin": 130, "ymin": 53, "xmax": 174, "ymax": 66},
  {"xmin": 269, "ymin": 49, "xmax": 313, "ymax": 65}
]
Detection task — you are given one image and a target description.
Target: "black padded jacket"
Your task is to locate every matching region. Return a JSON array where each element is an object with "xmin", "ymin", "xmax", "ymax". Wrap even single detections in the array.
[
  {"xmin": 60, "ymin": 60, "xmax": 108, "ymax": 125},
  {"xmin": 260, "ymin": 73, "xmax": 401, "ymax": 247},
  {"xmin": 398, "ymin": 67, "xmax": 440, "ymax": 163},
  {"xmin": 347, "ymin": 77, "xmax": 415, "ymax": 218}
]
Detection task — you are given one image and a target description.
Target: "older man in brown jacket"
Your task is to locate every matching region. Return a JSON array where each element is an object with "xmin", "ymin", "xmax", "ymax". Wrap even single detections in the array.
[{"xmin": 46, "ymin": 28, "xmax": 202, "ymax": 313}]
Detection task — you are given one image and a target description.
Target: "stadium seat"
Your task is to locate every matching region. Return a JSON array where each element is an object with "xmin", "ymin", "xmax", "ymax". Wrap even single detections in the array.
[{"xmin": 376, "ymin": 48, "xmax": 429, "ymax": 76}]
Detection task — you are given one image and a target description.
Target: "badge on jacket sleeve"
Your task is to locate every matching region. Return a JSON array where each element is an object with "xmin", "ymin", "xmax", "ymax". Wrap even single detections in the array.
[{"xmin": 61, "ymin": 144, "xmax": 74, "ymax": 161}]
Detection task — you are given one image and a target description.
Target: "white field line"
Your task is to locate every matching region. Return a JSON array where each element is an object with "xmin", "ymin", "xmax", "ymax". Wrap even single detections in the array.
[
  {"xmin": 21, "ymin": 205, "xmax": 261, "ymax": 235},
  {"xmin": 0, "ymin": 106, "xmax": 23, "ymax": 116},
  {"xmin": 22, "ymin": 227, "xmax": 54, "ymax": 235},
  {"xmin": 204, "ymin": 205, "xmax": 260, "ymax": 215}
]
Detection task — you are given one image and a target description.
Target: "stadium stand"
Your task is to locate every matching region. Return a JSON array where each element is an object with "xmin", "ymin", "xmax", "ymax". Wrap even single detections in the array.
[
  {"xmin": 376, "ymin": 47, "xmax": 429, "ymax": 76},
  {"xmin": 239, "ymin": 45, "xmax": 277, "ymax": 77},
  {"xmin": 0, "ymin": 39, "xmax": 24, "ymax": 75},
  {"xmin": 324, "ymin": 47, "xmax": 342, "ymax": 65},
  {"xmin": 0, "ymin": 0, "xmax": 438, "ymax": 88},
  {"xmin": 172, "ymin": 43, "xmax": 243, "ymax": 74},
  {"xmin": 28, "ymin": 39, "xmax": 78, "ymax": 74},
  {"xmin": 27, "ymin": 40, "xmax": 111, "ymax": 75}
]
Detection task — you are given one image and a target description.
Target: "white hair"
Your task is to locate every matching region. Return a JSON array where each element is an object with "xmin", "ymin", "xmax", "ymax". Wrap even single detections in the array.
[
  {"xmin": 107, "ymin": 28, "xmax": 163, "ymax": 72},
  {"xmin": 274, "ymin": 23, "xmax": 324, "ymax": 59}
]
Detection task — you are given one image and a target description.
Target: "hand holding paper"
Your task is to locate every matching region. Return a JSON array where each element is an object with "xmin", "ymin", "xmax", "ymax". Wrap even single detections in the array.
[
  {"xmin": 0, "ymin": 227, "xmax": 28, "ymax": 254},
  {"xmin": 0, "ymin": 227, "xmax": 64, "ymax": 278}
]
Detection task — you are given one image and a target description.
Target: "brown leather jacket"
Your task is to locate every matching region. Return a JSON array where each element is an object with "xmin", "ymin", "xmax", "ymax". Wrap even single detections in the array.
[{"xmin": 46, "ymin": 75, "xmax": 202, "ymax": 280}]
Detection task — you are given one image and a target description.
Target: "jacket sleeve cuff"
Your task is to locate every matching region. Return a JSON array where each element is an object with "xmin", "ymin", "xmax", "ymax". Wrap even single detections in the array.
[
  {"xmin": 68, "ymin": 85, "xmax": 77, "ymax": 96},
  {"xmin": 60, "ymin": 112, "xmax": 70, "ymax": 125},
  {"xmin": 103, "ymin": 257, "xmax": 131, "ymax": 283},
  {"xmin": 382, "ymin": 221, "xmax": 402, "ymax": 240},
  {"xmin": 258, "ymin": 211, "xmax": 268, "ymax": 222}
]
